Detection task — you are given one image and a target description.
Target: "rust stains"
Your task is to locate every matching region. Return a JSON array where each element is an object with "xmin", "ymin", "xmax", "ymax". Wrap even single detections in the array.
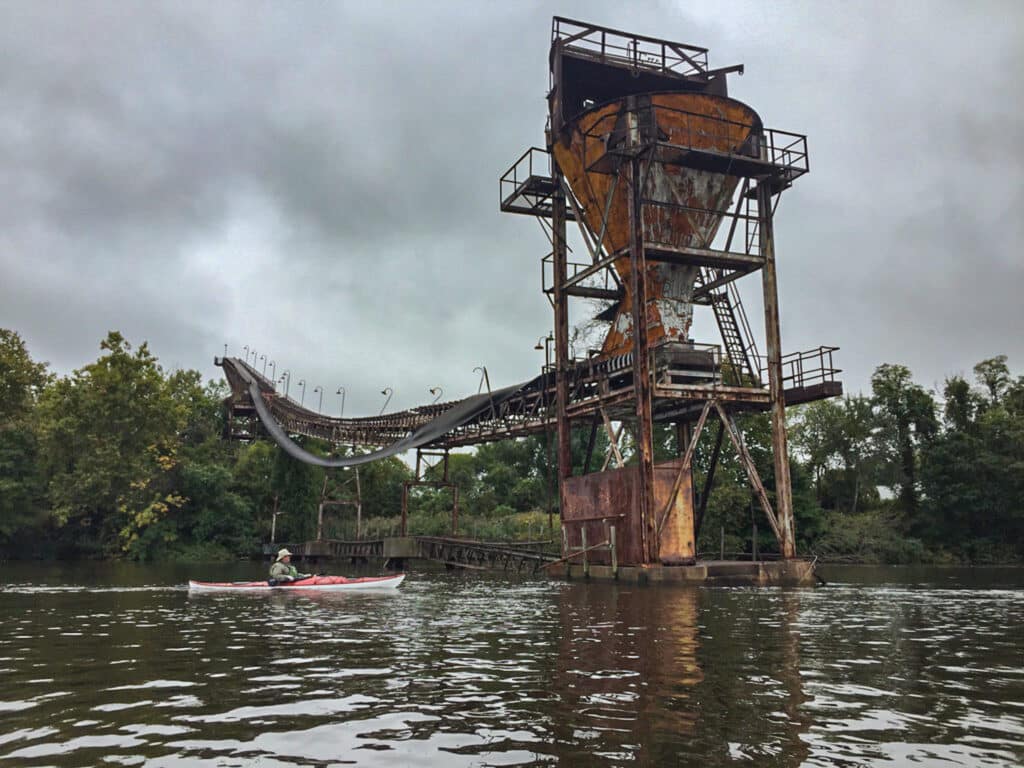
[
  {"xmin": 562, "ymin": 457, "xmax": 698, "ymax": 566},
  {"xmin": 552, "ymin": 92, "xmax": 760, "ymax": 358}
]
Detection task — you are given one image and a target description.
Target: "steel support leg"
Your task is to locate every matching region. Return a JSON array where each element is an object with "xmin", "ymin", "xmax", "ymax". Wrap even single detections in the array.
[
  {"xmin": 629, "ymin": 150, "xmax": 656, "ymax": 563},
  {"xmin": 551, "ymin": 163, "xmax": 572, "ymax": 496},
  {"xmin": 758, "ymin": 182, "xmax": 796, "ymax": 559}
]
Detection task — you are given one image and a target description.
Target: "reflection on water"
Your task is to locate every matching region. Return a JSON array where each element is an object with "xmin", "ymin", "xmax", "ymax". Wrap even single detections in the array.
[
  {"xmin": 551, "ymin": 583, "xmax": 705, "ymax": 764},
  {"xmin": 0, "ymin": 563, "xmax": 1021, "ymax": 766}
]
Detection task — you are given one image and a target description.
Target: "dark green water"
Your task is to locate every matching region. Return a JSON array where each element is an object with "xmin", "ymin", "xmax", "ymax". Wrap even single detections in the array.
[{"xmin": 0, "ymin": 563, "xmax": 1022, "ymax": 767}]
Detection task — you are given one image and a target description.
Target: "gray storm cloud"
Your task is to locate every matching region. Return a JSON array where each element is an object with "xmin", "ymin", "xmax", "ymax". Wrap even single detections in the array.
[{"xmin": 1, "ymin": 0, "xmax": 1021, "ymax": 414}]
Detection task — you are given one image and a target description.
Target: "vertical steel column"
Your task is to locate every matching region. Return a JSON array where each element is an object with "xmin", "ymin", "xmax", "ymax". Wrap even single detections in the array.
[
  {"xmin": 628, "ymin": 149, "xmax": 656, "ymax": 564},
  {"xmin": 270, "ymin": 493, "xmax": 279, "ymax": 544},
  {"xmin": 452, "ymin": 485, "xmax": 460, "ymax": 536},
  {"xmin": 316, "ymin": 474, "xmax": 328, "ymax": 541},
  {"xmin": 445, "ymin": 450, "xmax": 458, "ymax": 536},
  {"xmin": 757, "ymin": 181, "xmax": 796, "ymax": 559},
  {"xmin": 354, "ymin": 469, "xmax": 362, "ymax": 539},
  {"xmin": 400, "ymin": 482, "xmax": 409, "ymax": 537},
  {"xmin": 551, "ymin": 164, "xmax": 573, "ymax": 489}
]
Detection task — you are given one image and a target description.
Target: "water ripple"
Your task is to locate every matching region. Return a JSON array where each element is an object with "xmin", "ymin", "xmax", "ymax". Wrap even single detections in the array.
[{"xmin": 0, "ymin": 565, "xmax": 1021, "ymax": 766}]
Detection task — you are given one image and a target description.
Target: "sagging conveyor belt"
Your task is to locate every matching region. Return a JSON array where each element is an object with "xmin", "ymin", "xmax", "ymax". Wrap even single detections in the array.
[{"xmin": 218, "ymin": 357, "xmax": 545, "ymax": 468}]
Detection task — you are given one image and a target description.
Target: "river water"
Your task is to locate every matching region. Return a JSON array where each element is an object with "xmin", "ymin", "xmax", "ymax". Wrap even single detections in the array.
[{"xmin": 0, "ymin": 562, "xmax": 1021, "ymax": 767}]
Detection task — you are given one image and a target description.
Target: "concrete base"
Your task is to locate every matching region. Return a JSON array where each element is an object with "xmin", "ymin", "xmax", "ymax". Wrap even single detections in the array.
[{"xmin": 547, "ymin": 559, "xmax": 818, "ymax": 587}]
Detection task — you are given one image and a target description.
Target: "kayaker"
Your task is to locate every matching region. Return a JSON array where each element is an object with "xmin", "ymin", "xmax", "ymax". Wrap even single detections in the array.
[{"xmin": 269, "ymin": 548, "xmax": 311, "ymax": 583}]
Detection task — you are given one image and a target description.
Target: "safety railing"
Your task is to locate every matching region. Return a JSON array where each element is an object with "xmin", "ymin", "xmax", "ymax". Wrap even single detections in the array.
[
  {"xmin": 540, "ymin": 251, "xmax": 620, "ymax": 295},
  {"xmin": 580, "ymin": 103, "xmax": 809, "ymax": 180},
  {"xmin": 697, "ymin": 550, "xmax": 783, "ymax": 562},
  {"xmin": 556, "ymin": 518, "xmax": 619, "ymax": 578},
  {"xmin": 761, "ymin": 128, "xmax": 810, "ymax": 176},
  {"xmin": 727, "ymin": 279, "xmax": 762, "ymax": 369},
  {"xmin": 499, "ymin": 147, "xmax": 556, "ymax": 213},
  {"xmin": 756, "ymin": 346, "xmax": 841, "ymax": 390},
  {"xmin": 553, "ymin": 16, "xmax": 708, "ymax": 77}
]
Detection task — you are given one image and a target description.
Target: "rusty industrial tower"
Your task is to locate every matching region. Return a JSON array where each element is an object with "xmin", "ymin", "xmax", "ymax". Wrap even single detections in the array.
[
  {"xmin": 218, "ymin": 17, "xmax": 841, "ymax": 583},
  {"xmin": 499, "ymin": 17, "xmax": 841, "ymax": 575}
]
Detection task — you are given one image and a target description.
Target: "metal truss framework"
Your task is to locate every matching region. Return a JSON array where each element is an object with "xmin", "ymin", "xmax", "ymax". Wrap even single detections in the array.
[{"xmin": 219, "ymin": 16, "xmax": 843, "ymax": 567}]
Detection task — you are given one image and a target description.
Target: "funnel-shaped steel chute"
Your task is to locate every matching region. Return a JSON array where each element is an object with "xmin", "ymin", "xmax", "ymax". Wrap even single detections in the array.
[{"xmin": 552, "ymin": 92, "xmax": 762, "ymax": 358}]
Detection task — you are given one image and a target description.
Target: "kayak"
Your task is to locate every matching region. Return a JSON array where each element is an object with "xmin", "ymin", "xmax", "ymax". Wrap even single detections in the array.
[{"xmin": 188, "ymin": 574, "xmax": 405, "ymax": 592}]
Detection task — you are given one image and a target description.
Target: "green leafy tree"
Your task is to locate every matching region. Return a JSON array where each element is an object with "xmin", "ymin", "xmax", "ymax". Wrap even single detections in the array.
[
  {"xmin": 831, "ymin": 396, "xmax": 878, "ymax": 514},
  {"xmin": 870, "ymin": 363, "xmax": 937, "ymax": 521},
  {"xmin": 269, "ymin": 441, "xmax": 324, "ymax": 542},
  {"xmin": 919, "ymin": 358, "xmax": 1024, "ymax": 560},
  {"xmin": 0, "ymin": 329, "xmax": 50, "ymax": 422},
  {"xmin": 942, "ymin": 375, "xmax": 979, "ymax": 433},
  {"xmin": 790, "ymin": 399, "xmax": 841, "ymax": 499},
  {"xmin": 0, "ymin": 427, "xmax": 45, "ymax": 546},
  {"xmin": 693, "ymin": 411, "xmax": 781, "ymax": 555},
  {"xmin": 179, "ymin": 461, "xmax": 256, "ymax": 557},
  {"xmin": 35, "ymin": 332, "xmax": 189, "ymax": 556},
  {"xmin": 474, "ymin": 439, "xmax": 545, "ymax": 514},
  {"xmin": 0, "ymin": 330, "xmax": 51, "ymax": 550},
  {"xmin": 356, "ymin": 454, "xmax": 410, "ymax": 521},
  {"xmin": 973, "ymin": 355, "xmax": 1011, "ymax": 404},
  {"xmin": 232, "ymin": 440, "xmax": 276, "ymax": 534},
  {"xmin": 1005, "ymin": 374, "xmax": 1024, "ymax": 415}
]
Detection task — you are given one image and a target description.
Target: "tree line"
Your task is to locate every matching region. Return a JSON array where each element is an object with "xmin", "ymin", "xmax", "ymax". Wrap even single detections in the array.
[
  {"xmin": 790, "ymin": 359, "xmax": 1024, "ymax": 563},
  {"xmin": 1, "ymin": 328, "xmax": 1021, "ymax": 563}
]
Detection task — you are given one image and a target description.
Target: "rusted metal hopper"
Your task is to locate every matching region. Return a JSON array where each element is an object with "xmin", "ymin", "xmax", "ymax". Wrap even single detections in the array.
[{"xmin": 552, "ymin": 92, "xmax": 762, "ymax": 358}]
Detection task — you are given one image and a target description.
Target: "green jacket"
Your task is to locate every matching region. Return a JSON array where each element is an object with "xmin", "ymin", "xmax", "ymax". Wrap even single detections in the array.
[{"xmin": 269, "ymin": 561, "xmax": 298, "ymax": 580}]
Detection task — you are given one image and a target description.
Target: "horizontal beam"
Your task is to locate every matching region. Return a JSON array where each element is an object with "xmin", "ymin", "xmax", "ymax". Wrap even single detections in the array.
[
  {"xmin": 783, "ymin": 381, "xmax": 844, "ymax": 406},
  {"xmin": 645, "ymin": 244, "xmax": 765, "ymax": 271},
  {"xmin": 654, "ymin": 383, "xmax": 771, "ymax": 403},
  {"xmin": 564, "ymin": 252, "xmax": 620, "ymax": 289},
  {"xmin": 590, "ymin": 142, "xmax": 806, "ymax": 182},
  {"xmin": 546, "ymin": 285, "xmax": 624, "ymax": 301},
  {"xmin": 500, "ymin": 201, "xmax": 578, "ymax": 222},
  {"xmin": 693, "ymin": 267, "xmax": 755, "ymax": 301}
]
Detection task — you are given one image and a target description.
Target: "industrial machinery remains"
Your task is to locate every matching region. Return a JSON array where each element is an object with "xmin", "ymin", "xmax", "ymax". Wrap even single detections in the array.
[{"xmin": 219, "ymin": 17, "xmax": 842, "ymax": 582}]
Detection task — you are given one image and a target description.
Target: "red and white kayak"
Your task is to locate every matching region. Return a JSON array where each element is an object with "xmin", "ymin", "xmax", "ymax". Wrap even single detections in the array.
[{"xmin": 188, "ymin": 574, "xmax": 405, "ymax": 592}]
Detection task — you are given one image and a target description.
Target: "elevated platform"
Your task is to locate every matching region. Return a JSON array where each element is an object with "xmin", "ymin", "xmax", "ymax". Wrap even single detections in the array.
[{"xmin": 499, "ymin": 148, "xmax": 578, "ymax": 220}]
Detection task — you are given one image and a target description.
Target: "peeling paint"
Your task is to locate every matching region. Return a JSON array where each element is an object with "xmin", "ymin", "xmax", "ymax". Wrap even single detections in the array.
[{"xmin": 552, "ymin": 92, "xmax": 760, "ymax": 358}]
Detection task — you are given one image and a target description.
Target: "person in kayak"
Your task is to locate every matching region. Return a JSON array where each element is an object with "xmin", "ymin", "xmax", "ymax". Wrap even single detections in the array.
[{"xmin": 269, "ymin": 548, "xmax": 311, "ymax": 583}]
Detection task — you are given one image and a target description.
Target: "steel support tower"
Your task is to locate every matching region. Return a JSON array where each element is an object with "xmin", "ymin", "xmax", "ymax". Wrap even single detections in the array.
[
  {"xmin": 499, "ymin": 17, "xmax": 841, "ymax": 565},
  {"xmin": 217, "ymin": 17, "xmax": 842, "ymax": 569}
]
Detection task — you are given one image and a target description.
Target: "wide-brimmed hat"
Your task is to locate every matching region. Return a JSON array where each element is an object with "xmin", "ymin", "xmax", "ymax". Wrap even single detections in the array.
[{"xmin": 276, "ymin": 548, "xmax": 293, "ymax": 561}]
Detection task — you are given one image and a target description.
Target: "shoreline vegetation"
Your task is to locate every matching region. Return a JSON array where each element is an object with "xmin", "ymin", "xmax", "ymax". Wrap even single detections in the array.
[{"xmin": 2, "ymin": 329, "xmax": 1022, "ymax": 565}]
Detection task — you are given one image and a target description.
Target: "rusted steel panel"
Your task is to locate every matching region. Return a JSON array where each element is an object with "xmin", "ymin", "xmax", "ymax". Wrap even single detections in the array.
[
  {"xmin": 562, "ymin": 458, "xmax": 697, "ymax": 566},
  {"xmin": 654, "ymin": 459, "xmax": 695, "ymax": 564},
  {"xmin": 562, "ymin": 464, "xmax": 644, "ymax": 565},
  {"xmin": 552, "ymin": 92, "xmax": 760, "ymax": 359},
  {"xmin": 553, "ymin": 93, "xmax": 759, "ymax": 254}
]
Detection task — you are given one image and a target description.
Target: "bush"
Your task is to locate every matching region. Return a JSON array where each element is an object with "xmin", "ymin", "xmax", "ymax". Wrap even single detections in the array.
[{"xmin": 809, "ymin": 508, "xmax": 931, "ymax": 564}]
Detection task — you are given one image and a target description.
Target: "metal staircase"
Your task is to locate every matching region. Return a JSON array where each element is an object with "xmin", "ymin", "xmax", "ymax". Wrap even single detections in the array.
[
  {"xmin": 697, "ymin": 183, "xmax": 766, "ymax": 386},
  {"xmin": 701, "ymin": 267, "xmax": 761, "ymax": 386}
]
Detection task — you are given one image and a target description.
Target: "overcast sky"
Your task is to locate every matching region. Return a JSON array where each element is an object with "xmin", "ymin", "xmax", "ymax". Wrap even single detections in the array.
[{"xmin": 2, "ymin": 0, "xmax": 1021, "ymax": 416}]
